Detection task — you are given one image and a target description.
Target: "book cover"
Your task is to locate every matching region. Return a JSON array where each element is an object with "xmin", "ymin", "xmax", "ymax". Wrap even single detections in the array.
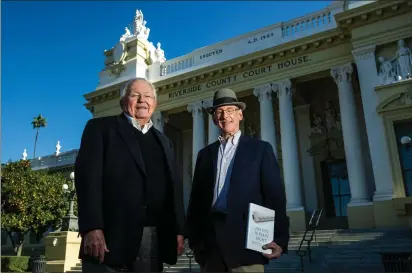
[{"xmin": 245, "ymin": 203, "xmax": 275, "ymax": 254}]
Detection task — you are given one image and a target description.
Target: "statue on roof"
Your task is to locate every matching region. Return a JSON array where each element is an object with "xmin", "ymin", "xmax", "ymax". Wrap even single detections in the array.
[
  {"xmin": 134, "ymin": 9, "xmax": 144, "ymax": 35},
  {"xmin": 155, "ymin": 42, "xmax": 165, "ymax": 59},
  {"xmin": 55, "ymin": 141, "xmax": 62, "ymax": 156},
  {"xmin": 22, "ymin": 149, "xmax": 28, "ymax": 160},
  {"xmin": 136, "ymin": 20, "xmax": 150, "ymax": 40},
  {"xmin": 120, "ymin": 27, "xmax": 133, "ymax": 41}
]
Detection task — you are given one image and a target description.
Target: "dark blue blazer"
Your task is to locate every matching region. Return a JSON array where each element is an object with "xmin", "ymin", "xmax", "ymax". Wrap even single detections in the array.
[{"xmin": 186, "ymin": 135, "xmax": 289, "ymax": 268}]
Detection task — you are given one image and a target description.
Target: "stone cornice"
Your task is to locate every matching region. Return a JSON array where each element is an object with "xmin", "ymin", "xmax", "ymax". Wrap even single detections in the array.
[
  {"xmin": 84, "ymin": 88, "xmax": 121, "ymax": 112},
  {"xmin": 335, "ymin": 0, "xmax": 412, "ymax": 30},
  {"xmin": 375, "ymin": 78, "xmax": 412, "ymax": 92},
  {"xmin": 155, "ymin": 28, "xmax": 349, "ymax": 95}
]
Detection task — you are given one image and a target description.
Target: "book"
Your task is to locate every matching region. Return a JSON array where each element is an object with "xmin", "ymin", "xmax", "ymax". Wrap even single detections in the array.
[{"xmin": 245, "ymin": 203, "xmax": 275, "ymax": 254}]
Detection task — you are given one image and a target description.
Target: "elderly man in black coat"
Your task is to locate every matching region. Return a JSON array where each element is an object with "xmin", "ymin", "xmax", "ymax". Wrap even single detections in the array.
[{"xmin": 75, "ymin": 77, "xmax": 185, "ymax": 273}]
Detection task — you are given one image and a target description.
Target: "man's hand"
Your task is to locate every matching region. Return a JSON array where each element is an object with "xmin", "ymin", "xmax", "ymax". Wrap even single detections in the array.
[
  {"xmin": 262, "ymin": 242, "xmax": 283, "ymax": 260},
  {"xmin": 177, "ymin": 235, "xmax": 185, "ymax": 256},
  {"xmin": 83, "ymin": 229, "xmax": 109, "ymax": 263}
]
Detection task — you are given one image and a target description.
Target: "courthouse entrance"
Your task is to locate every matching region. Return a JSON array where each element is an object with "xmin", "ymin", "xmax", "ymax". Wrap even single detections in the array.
[
  {"xmin": 321, "ymin": 160, "xmax": 350, "ymax": 229},
  {"xmin": 394, "ymin": 120, "xmax": 412, "ymax": 197}
]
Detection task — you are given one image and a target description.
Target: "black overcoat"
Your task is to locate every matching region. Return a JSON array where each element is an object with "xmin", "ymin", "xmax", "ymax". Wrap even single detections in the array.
[{"xmin": 74, "ymin": 114, "xmax": 185, "ymax": 266}]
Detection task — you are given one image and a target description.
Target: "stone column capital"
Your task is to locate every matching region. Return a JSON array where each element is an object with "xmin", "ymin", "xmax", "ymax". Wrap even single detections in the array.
[
  {"xmin": 352, "ymin": 45, "xmax": 376, "ymax": 63},
  {"xmin": 253, "ymin": 83, "xmax": 273, "ymax": 102},
  {"xmin": 187, "ymin": 101, "xmax": 203, "ymax": 117},
  {"xmin": 272, "ymin": 79, "xmax": 293, "ymax": 97},
  {"xmin": 202, "ymin": 98, "xmax": 214, "ymax": 109},
  {"xmin": 331, "ymin": 63, "xmax": 353, "ymax": 84}
]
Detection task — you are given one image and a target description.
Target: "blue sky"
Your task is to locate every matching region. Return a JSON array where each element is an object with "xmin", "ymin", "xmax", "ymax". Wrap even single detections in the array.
[{"xmin": 2, "ymin": 1, "xmax": 331, "ymax": 162}]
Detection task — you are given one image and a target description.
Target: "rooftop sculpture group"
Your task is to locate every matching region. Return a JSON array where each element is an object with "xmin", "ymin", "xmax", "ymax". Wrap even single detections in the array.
[{"xmin": 117, "ymin": 9, "xmax": 165, "ymax": 64}]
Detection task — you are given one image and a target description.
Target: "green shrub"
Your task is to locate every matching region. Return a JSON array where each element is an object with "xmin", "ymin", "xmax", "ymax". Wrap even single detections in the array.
[{"xmin": 1, "ymin": 256, "xmax": 30, "ymax": 272}]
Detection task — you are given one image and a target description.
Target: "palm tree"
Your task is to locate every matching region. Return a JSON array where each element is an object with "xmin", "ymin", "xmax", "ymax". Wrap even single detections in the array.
[{"xmin": 31, "ymin": 114, "xmax": 47, "ymax": 159}]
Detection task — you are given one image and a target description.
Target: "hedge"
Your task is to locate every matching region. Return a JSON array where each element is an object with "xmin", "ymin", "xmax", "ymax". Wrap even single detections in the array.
[{"xmin": 1, "ymin": 256, "xmax": 30, "ymax": 273}]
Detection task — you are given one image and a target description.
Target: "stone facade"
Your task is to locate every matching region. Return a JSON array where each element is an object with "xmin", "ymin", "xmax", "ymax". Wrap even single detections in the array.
[
  {"xmin": 87, "ymin": 0, "xmax": 412, "ymax": 231},
  {"xmin": 5, "ymin": 2, "xmax": 412, "ymax": 249}
]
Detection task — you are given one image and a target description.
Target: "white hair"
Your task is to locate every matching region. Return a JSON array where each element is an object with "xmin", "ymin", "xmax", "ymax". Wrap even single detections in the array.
[{"xmin": 119, "ymin": 77, "xmax": 157, "ymax": 100}]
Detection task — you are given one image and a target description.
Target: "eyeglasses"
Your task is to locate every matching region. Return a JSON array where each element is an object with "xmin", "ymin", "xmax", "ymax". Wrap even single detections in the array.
[
  {"xmin": 214, "ymin": 108, "xmax": 239, "ymax": 116},
  {"xmin": 128, "ymin": 93, "xmax": 155, "ymax": 101}
]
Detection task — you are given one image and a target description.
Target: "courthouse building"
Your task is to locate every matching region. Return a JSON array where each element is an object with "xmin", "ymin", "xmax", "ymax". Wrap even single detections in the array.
[{"xmin": 45, "ymin": 0, "xmax": 412, "ymax": 232}]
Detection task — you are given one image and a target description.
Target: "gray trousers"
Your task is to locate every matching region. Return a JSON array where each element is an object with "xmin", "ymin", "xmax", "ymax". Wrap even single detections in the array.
[{"xmin": 82, "ymin": 227, "xmax": 162, "ymax": 273}]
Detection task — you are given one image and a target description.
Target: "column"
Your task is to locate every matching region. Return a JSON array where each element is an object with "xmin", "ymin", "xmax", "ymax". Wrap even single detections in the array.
[
  {"xmin": 353, "ymin": 45, "xmax": 394, "ymax": 201},
  {"xmin": 295, "ymin": 104, "xmax": 318, "ymax": 212},
  {"xmin": 331, "ymin": 63, "xmax": 370, "ymax": 205},
  {"xmin": 152, "ymin": 111, "xmax": 164, "ymax": 133},
  {"xmin": 202, "ymin": 98, "xmax": 220, "ymax": 144},
  {"xmin": 187, "ymin": 101, "xmax": 206, "ymax": 175},
  {"xmin": 253, "ymin": 83, "xmax": 278, "ymax": 158},
  {"xmin": 272, "ymin": 79, "xmax": 304, "ymax": 210}
]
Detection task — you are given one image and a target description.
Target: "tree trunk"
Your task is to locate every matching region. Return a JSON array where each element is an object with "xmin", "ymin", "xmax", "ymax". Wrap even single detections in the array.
[
  {"xmin": 17, "ymin": 233, "xmax": 25, "ymax": 256},
  {"xmin": 8, "ymin": 232, "xmax": 25, "ymax": 256},
  {"xmin": 7, "ymin": 231, "xmax": 15, "ymax": 249},
  {"xmin": 16, "ymin": 242, "xmax": 24, "ymax": 257},
  {"xmin": 33, "ymin": 128, "xmax": 39, "ymax": 159}
]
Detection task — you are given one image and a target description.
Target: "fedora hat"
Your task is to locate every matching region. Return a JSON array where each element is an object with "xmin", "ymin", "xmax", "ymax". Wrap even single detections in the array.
[{"xmin": 206, "ymin": 88, "xmax": 246, "ymax": 114}]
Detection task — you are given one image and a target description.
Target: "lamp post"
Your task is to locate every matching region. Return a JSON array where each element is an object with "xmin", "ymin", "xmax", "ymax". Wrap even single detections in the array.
[{"xmin": 61, "ymin": 172, "xmax": 78, "ymax": 232}]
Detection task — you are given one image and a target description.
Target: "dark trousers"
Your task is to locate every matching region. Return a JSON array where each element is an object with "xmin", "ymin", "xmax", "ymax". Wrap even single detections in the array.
[
  {"xmin": 82, "ymin": 227, "xmax": 162, "ymax": 273},
  {"xmin": 203, "ymin": 213, "xmax": 230, "ymax": 272}
]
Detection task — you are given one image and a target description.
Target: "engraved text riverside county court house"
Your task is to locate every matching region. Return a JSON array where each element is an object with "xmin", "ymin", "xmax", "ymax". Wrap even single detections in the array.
[{"xmin": 168, "ymin": 55, "xmax": 310, "ymax": 99}]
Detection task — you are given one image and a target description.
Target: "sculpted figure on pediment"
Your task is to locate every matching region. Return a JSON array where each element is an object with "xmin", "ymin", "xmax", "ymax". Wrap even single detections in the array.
[
  {"xmin": 376, "ymin": 89, "xmax": 412, "ymax": 113},
  {"xmin": 392, "ymin": 39, "xmax": 412, "ymax": 80},
  {"xmin": 400, "ymin": 90, "xmax": 412, "ymax": 105},
  {"xmin": 378, "ymin": 56, "xmax": 396, "ymax": 85}
]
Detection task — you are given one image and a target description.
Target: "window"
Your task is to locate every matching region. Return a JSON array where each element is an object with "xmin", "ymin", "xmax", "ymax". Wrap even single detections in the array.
[
  {"xmin": 394, "ymin": 120, "xmax": 412, "ymax": 197},
  {"xmin": 322, "ymin": 161, "xmax": 351, "ymax": 217},
  {"xmin": 329, "ymin": 163, "xmax": 351, "ymax": 216}
]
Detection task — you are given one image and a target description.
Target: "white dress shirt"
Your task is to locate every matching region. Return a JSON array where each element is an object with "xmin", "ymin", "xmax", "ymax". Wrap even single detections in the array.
[
  {"xmin": 124, "ymin": 112, "xmax": 153, "ymax": 134},
  {"xmin": 212, "ymin": 130, "xmax": 242, "ymax": 206}
]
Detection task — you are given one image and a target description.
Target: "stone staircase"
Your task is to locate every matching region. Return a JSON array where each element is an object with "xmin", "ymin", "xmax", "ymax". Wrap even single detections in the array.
[
  {"xmin": 66, "ymin": 263, "xmax": 82, "ymax": 273},
  {"xmin": 163, "ymin": 228, "xmax": 412, "ymax": 273},
  {"xmin": 164, "ymin": 257, "xmax": 201, "ymax": 273}
]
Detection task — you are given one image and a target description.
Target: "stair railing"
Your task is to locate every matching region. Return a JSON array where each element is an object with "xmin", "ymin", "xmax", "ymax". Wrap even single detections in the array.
[
  {"xmin": 184, "ymin": 240, "xmax": 195, "ymax": 272},
  {"xmin": 295, "ymin": 209, "xmax": 323, "ymax": 272}
]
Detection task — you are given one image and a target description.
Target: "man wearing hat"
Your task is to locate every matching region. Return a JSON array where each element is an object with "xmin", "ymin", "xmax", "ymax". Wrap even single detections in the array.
[{"xmin": 186, "ymin": 88, "xmax": 289, "ymax": 272}]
